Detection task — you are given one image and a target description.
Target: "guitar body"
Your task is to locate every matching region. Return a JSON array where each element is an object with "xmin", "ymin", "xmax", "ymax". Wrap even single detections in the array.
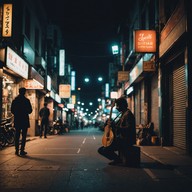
[
  {"xmin": 101, "ymin": 100, "xmax": 116, "ymax": 147},
  {"xmin": 102, "ymin": 125, "xmax": 114, "ymax": 147}
]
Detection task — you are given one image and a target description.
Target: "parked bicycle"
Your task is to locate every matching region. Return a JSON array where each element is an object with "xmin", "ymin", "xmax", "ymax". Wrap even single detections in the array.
[{"xmin": 0, "ymin": 116, "xmax": 15, "ymax": 149}]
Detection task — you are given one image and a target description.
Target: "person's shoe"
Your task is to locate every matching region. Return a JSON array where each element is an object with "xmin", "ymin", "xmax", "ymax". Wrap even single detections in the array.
[
  {"xmin": 20, "ymin": 151, "xmax": 27, "ymax": 156},
  {"xmin": 44, "ymin": 136, "xmax": 47, "ymax": 138},
  {"xmin": 15, "ymin": 150, "xmax": 19, "ymax": 156},
  {"xmin": 108, "ymin": 159, "xmax": 122, "ymax": 166}
]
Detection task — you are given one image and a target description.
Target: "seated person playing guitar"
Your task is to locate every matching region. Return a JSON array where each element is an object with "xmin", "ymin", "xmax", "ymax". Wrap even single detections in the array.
[{"xmin": 98, "ymin": 97, "xmax": 136, "ymax": 165}]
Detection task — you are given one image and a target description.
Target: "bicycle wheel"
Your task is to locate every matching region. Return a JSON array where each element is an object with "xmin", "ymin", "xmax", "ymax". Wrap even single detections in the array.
[{"xmin": 6, "ymin": 128, "xmax": 15, "ymax": 145}]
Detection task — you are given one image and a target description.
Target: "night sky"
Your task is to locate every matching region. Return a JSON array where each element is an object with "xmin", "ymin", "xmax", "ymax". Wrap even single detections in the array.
[{"xmin": 42, "ymin": 0, "xmax": 129, "ymax": 111}]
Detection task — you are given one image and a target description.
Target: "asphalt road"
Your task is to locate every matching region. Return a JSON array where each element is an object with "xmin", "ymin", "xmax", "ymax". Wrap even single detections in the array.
[{"xmin": 0, "ymin": 127, "xmax": 191, "ymax": 192}]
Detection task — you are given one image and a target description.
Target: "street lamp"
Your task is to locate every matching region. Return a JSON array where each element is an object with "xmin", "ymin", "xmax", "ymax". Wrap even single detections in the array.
[
  {"xmin": 97, "ymin": 77, "xmax": 103, "ymax": 82},
  {"xmin": 84, "ymin": 77, "xmax": 90, "ymax": 83}
]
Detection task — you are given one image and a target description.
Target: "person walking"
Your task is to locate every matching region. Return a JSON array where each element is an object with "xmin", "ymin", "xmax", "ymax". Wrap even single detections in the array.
[
  {"xmin": 11, "ymin": 87, "xmax": 32, "ymax": 156},
  {"xmin": 39, "ymin": 102, "xmax": 50, "ymax": 138},
  {"xmin": 98, "ymin": 97, "xmax": 136, "ymax": 165}
]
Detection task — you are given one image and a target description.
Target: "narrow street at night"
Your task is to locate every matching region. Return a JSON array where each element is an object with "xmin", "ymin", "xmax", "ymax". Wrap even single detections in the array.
[{"xmin": 0, "ymin": 127, "xmax": 192, "ymax": 192}]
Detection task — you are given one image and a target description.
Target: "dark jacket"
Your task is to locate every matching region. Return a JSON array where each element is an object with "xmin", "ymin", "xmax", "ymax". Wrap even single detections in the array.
[
  {"xmin": 11, "ymin": 94, "xmax": 32, "ymax": 128},
  {"xmin": 115, "ymin": 109, "xmax": 136, "ymax": 146},
  {"xmin": 39, "ymin": 107, "xmax": 50, "ymax": 120}
]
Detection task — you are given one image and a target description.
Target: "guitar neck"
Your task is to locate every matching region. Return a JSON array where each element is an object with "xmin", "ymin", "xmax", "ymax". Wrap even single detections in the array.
[{"xmin": 109, "ymin": 100, "xmax": 115, "ymax": 120}]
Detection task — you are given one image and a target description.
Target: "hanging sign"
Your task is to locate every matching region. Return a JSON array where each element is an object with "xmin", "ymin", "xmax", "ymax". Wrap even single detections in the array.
[
  {"xmin": 134, "ymin": 30, "xmax": 156, "ymax": 53},
  {"xmin": 59, "ymin": 84, "xmax": 71, "ymax": 98},
  {"xmin": 2, "ymin": 4, "xmax": 13, "ymax": 37}
]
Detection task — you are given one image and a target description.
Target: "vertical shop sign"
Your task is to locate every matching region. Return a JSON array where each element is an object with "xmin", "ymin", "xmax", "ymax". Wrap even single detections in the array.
[
  {"xmin": 2, "ymin": 4, "xmax": 13, "ymax": 37},
  {"xmin": 59, "ymin": 49, "xmax": 65, "ymax": 76}
]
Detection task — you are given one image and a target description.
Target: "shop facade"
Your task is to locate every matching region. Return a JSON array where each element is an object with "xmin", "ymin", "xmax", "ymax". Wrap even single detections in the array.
[
  {"xmin": 125, "ymin": 55, "xmax": 159, "ymax": 135},
  {"xmin": 0, "ymin": 46, "xmax": 29, "ymax": 120},
  {"xmin": 0, "ymin": 46, "xmax": 46, "ymax": 137},
  {"xmin": 159, "ymin": 0, "xmax": 189, "ymax": 150}
]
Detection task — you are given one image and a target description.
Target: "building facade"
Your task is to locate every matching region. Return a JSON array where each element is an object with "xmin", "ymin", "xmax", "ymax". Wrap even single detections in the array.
[
  {"xmin": 115, "ymin": 0, "xmax": 192, "ymax": 155},
  {"xmin": 0, "ymin": 0, "xmax": 65, "ymax": 136}
]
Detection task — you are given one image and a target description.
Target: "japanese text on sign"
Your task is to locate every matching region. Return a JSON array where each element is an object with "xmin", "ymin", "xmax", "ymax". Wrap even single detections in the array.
[{"xmin": 2, "ymin": 4, "xmax": 12, "ymax": 37}]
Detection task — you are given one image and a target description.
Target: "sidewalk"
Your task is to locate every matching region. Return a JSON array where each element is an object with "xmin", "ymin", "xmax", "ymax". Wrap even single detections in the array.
[{"xmin": 140, "ymin": 145, "xmax": 192, "ymax": 180}]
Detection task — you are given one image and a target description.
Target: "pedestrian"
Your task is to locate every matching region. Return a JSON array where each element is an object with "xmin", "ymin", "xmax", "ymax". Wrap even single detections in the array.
[
  {"xmin": 39, "ymin": 102, "xmax": 50, "ymax": 138},
  {"xmin": 11, "ymin": 87, "xmax": 32, "ymax": 156},
  {"xmin": 80, "ymin": 120, "xmax": 84, "ymax": 129},
  {"xmin": 63, "ymin": 120, "xmax": 69, "ymax": 133},
  {"xmin": 75, "ymin": 119, "xmax": 79, "ymax": 129},
  {"xmin": 98, "ymin": 97, "xmax": 136, "ymax": 165}
]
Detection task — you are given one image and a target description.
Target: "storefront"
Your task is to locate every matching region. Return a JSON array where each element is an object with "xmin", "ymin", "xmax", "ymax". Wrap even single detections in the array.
[
  {"xmin": 23, "ymin": 66, "xmax": 45, "ymax": 136},
  {"xmin": 2, "ymin": 73, "xmax": 17, "ymax": 119},
  {"xmin": 0, "ymin": 46, "xmax": 29, "ymax": 120},
  {"xmin": 0, "ymin": 46, "xmax": 47, "ymax": 137},
  {"xmin": 127, "ymin": 55, "xmax": 158, "ymax": 133},
  {"xmin": 159, "ymin": 0, "xmax": 187, "ymax": 150}
]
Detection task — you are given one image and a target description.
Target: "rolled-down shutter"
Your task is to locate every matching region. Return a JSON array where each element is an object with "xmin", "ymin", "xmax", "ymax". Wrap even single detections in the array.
[{"xmin": 173, "ymin": 63, "xmax": 186, "ymax": 149}]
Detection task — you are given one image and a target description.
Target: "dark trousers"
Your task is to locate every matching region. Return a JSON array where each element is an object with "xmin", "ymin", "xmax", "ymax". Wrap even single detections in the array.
[
  {"xmin": 15, "ymin": 127, "xmax": 28, "ymax": 152},
  {"xmin": 98, "ymin": 139, "xmax": 120, "ymax": 161},
  {"xmin": 40, "ymin": 119, "xmax": 49, "ymax": 137},
  {"xmin": 98, "ymin": 138, "xmax": 131, "ymax": 161}
]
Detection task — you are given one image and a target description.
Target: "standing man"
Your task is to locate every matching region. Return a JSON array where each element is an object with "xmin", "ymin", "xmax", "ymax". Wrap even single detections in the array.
[
  {"xmin": 39, "ymin": 102, "xmax": 50, "ymax": 138},
  {"xmin": 11, "ymin": 87, "xmax": 32, "ymax": 156},
  {"xmin": 98, "ymin": 97, "xmax": 136, "ymax": 165}
]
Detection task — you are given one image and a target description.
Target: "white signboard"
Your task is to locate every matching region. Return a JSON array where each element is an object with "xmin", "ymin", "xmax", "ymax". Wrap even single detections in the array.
[{"xmin": 6, "ymin": 47, "xmax": 29, "ymax": 79}]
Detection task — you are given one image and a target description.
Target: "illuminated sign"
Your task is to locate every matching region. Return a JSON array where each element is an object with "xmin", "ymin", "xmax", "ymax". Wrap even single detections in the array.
[
  {"xmin": 2, "ymin": 4, "xmax": 12, "ymax": 37},
  {"xmin": 134, "ymin": 30, "xmax": 156, "ymax": 53},
  {"xmin": 71, "ymin": 71, "xmax": 76, "ymax": 91},
  {"xmin": 110, "ymin": 91, "xmax": 118, "ymax": 99},
  {"xmin": 72, "ymin": 95, "xmax": 76, "ymax": 104},
  {"xmin": 47, "ymin": 75, "xmax": 51, "ymax": 91},
  {"xmin": 59, "ymin": 84, "xmax": 71, "ymax": 98},
  {"xmin": 24, "ymin": 79, "xmax": 44, "ymax": 89},
  {"xmin": 59, "ymin": 49, "xmax": 65, "ymax": 76},
  {"xmin": 105, "ymin": 83, "xmax": 109, "ymax": 98},
  {"xmin": 112, "ymin": 45, "xmax": 119, "ymax": 55},
  {"xmin": 67, "ymin": 103, "xmax": 74, "ymax": 109},
  {"xmin": 6, "ymin": 47, "xmax": 29, "ymax": 79},
  {"xmin": 126, "ymin": 86, "xmax": 134, "ymax": 95}
]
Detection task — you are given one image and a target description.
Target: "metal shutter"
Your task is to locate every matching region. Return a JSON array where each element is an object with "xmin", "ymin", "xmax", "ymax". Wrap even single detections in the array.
[
  {"xmin": 173, "ymin": 63, "xmax": 186, "ymax": 149},
  {"xmin": 151, "ymin": 74, "xmax": 159, "ymax": 131}
]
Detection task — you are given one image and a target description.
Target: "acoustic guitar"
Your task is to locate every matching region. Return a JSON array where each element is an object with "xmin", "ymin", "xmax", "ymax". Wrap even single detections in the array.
[{"xmin": 102, "ymin": 100, "xmax": 116, "ymax": 147}]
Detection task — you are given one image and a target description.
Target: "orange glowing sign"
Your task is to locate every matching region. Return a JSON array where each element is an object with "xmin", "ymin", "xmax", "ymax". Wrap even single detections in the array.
[
  {"xmin": 24, "ymin": 80, "xmax": 44, "ymax": 89},
  {"xmin": 59, "ymin": 84, "xmax": 71, "ymax": 98},
  {"xmin": 2, "ymin": 4, "xmax": 13, "ymax": 37},
  {"xmin": 134, "ymin": 30, "xmax": 156, "ymax": 53}
]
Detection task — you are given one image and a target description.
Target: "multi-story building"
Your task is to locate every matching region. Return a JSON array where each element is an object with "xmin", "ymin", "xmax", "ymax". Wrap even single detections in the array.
[
  {"xmin": 0, "ymin": 0, "xmax": 65, "ymax": 136},
  {"xmin": 115, "ymin": 0, "xmax": 192, "ymax": 155}
]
